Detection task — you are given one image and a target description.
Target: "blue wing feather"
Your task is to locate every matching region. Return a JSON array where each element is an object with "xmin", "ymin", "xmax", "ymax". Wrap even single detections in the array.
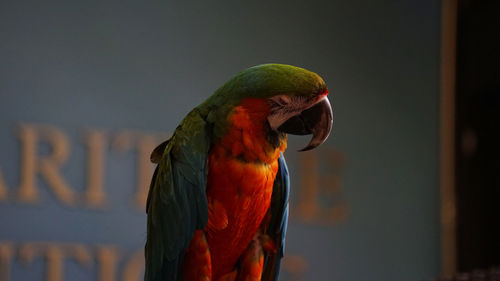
[
  {"xmin": 145, "ymin": 109, "xmax": 210, "ymax": 281},
  {"xmin": 262, "ymin": 153, "xmax": 290, "ymax": 281}
]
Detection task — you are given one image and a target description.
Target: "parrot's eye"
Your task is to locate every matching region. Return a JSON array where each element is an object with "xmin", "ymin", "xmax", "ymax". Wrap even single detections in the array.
[
  {"xmin": 278, "ymin": 96, "xmax": 290, "ymax": 105},
  {"xmin": 269, "ymin": 95, "xmax": 291, "ymax": 108}
]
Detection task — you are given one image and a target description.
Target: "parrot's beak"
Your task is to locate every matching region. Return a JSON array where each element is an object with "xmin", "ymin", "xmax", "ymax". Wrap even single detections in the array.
[{"xmin": 277, "ymin": 97, "xmax": 333, "ymax": 151}]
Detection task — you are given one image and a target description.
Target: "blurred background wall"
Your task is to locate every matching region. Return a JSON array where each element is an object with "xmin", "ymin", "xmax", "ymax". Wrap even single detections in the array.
[{"xmin": 0, "ymin": 1, "xmax": 442, "ymax": 281}]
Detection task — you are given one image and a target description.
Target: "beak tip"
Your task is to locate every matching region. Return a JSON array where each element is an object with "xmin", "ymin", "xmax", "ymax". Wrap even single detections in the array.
[
  {"xmin": 297, "ymin": 136, "xmax": 329, "ymax": 152},
  {"xmin": 298, "ymin": 146, "xmax": 315, "ymax": 152}
]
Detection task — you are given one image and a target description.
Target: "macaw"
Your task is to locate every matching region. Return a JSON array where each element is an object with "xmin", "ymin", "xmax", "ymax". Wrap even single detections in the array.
[{"xmin": 145, "ymin": 64, "xmax": 332, "ymax": 281}]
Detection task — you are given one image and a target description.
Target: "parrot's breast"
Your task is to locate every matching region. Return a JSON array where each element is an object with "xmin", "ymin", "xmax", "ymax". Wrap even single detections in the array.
[{"xmin": 204, "ymin": 98, "xmax": 286, "ymax": 281}]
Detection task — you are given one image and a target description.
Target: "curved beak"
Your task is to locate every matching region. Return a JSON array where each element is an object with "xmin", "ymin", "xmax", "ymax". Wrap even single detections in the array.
[{"xmin": 277, "ymin": 97, "xmax": 333, "ymax": 151}]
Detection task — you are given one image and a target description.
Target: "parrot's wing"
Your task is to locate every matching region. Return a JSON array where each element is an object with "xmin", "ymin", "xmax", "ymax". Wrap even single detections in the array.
[
  {"xmin": 262, "ymin": 153, "xmax": 290, "ymax": 281},
  {"xmin": 145, "ymin": 108, "xmax": 210, "ymax": 281}
]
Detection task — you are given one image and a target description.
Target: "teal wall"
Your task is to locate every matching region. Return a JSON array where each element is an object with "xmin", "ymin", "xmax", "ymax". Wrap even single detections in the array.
[{"xmin": 0, "ymin": 1, "xmax": 441, "ymax": 281}]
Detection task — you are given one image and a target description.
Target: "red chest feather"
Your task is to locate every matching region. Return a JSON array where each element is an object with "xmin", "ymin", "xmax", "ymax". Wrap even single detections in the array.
[{"xmin": 205, "ymin": 99, "xmax": 286, "ymax": 280}]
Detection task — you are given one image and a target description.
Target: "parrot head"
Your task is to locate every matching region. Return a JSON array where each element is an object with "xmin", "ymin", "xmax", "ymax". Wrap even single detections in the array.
[{"xmin": 202, "ymin": 63, "xmax": 333, "ymax": 151}]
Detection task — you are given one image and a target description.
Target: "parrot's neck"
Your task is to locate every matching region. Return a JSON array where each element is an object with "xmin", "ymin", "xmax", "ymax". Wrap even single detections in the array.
[{"xmin": 216, "ymin": 98, "xmax": 287, "ymax": 164}]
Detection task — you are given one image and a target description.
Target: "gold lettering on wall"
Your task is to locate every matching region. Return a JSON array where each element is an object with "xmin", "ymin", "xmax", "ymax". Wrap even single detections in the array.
[
  {"xmin": 1, "ymin": 124, "xmax": 166, "ymax": 208},
  {"xmin": 282, "ymin": 254, "xmax": 309, "ymax": 281},
  {"xmin": 2, "ymin": 242, "xmax": 150, "ymax": 281},
  {"xmin": 297, "ymin": 151, "xmax": 319, "ymax": 221},
  {"xmin": 134, "ymin": 136, "xmax": 158, "ymax": 209},
  {"xmin": 320, "ymin": 148, "xmax": 349, "ymax": 224},
  {"xmin": 16, "ymin": 125, "xmax": 37, "ymax": 203},
  {"xmin": 69, "ymin": 244, "xmax": 93, "ymax": 266},
  {"xmin": 97, "ymin": 246, "xmax": 119, "ymax": 281},
  {"xmin": 122, "ymin": 250, "xmax": 144, "ymax": 281},
  {"xmin": 19, "ymin": 243, "xmax": 93, "ymax": 281},
  {"xmin": 18, "ymin": 243, "xmax": 37, "ymax": 264},
  {"xmin": 19, "ymin": 243, "xmax": 63, "ymax": 281},
  {"xmin": 0, "ymin": 243, "xmax": 14, "ymax": 281},
  {"xmin": 84, "ymin": 130, "xmax": 107, "ymax": 207},
  {"xmin": 0, "ymin": 171, "xmax": 8, "ymax": 201},
  {"xmin": 295, "ymin": 148, "xmax": 349, "ymax": 225},
  {"xmin": 45, "ymin": 245, "xmax": 65, "ymax": 281},
  {"xmin": 112, "ymin": 131, "xmax": 166, "ymax": 209},
  {"xmin": 17, "ymin": 124, "xmax": 76, "ymax": 205}
]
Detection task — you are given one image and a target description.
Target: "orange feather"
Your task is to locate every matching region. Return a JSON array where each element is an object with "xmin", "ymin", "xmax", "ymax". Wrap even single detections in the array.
[{"xmin": 182, "ymin": 98, "xmax": 286, "ymax": 281}]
